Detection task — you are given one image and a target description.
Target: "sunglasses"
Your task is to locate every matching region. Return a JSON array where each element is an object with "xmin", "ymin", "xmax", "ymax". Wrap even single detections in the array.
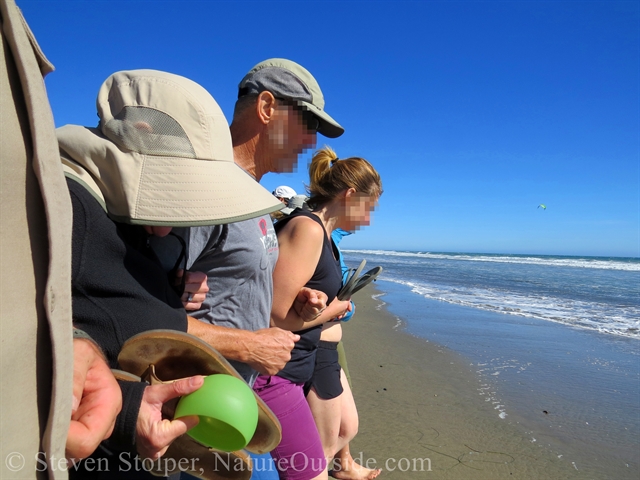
[{"xmin": 277, "ymin": 98, "xmax": 320, "ymax": 133}]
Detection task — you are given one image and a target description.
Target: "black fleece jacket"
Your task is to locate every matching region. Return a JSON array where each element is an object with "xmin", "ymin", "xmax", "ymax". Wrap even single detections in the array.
[{"xmin": 68, "ymin": 178, "xmax": 187, "ymax": 461}]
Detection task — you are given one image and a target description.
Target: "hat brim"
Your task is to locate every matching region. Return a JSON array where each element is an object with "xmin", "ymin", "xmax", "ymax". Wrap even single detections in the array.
[
  {"xmin": 114, "ymin": 154, "xmax": 283, "ymax": 227},
  {"xmin": 299, "ymin": 102, "xmax": 344, "ymax": 138},
  {"xmin": 117, "ymin": 329, "xmax": 282, "ymax": 454},
  {"xmin": 159, "ymin": 436, "xmax": 253, "ymax": 480}
]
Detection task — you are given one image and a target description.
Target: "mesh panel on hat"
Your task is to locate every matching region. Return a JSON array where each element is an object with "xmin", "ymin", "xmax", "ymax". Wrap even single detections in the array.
[{"xmin": 103, "ymin": 106, "xmax": 196, "ymax": 157}]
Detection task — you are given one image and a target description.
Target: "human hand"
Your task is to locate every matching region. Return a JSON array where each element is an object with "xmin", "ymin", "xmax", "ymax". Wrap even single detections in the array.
[
  {"xmin": 176, "ymin": 270, "xmax": 209, "ymax": 311},
  {"xmin": 293, "ymin": 287, "xmax": 328, "ymax": 322},
  {"xmin": 327, "ymin": 297, "xmax": 352, "ymax": 321},
  {"xmin": 336, "ymin": 300, "xmax": 353, "ymax": 320},
  {"xmin": 340, "ymin": 300, "xmax": 356, "ymax": 322},
  {"xmin": 247, "ymin": 328, "xmax": 300, "ymax": 376},
  {"xmin": 136, "ymin": 376, "xmax": 204, "ymax": 459},
  {"xmin": 66, "ymin": 338, "xmax": 122, "ymax": 460}
]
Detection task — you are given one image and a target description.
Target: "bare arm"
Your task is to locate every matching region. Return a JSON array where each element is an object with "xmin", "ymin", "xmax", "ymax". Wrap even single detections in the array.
[
  {"xmin": 271, "ymin": 217, "xmax": 351, "ymax": 331},
  {"xmin": 275, "ymin": 296, "xmax": 351, "ymax": 330},
  {"xmin": 187, "ymin": 317, "xmax": 299, "ymax": 376}
]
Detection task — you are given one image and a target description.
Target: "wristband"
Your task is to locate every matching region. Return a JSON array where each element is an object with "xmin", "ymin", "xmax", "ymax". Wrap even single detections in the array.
[{"xmin": 73, "ymin": 327, "xmax": 94, "ymax": 341}]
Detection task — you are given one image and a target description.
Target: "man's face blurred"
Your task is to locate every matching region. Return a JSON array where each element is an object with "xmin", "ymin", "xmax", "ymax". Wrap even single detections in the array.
[{"xmin": 267, "ymin": 101, "xmax": 317, "ymax": 173}]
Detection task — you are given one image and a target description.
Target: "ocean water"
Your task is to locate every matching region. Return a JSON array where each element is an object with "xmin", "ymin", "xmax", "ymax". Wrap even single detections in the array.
[
  {"xmin": 343, "ymin": 250, "xmax": 640, "ymax": 478},
  {"xmin": 343, "ymin": 250, "xmax": 640, "ymax": 338}
]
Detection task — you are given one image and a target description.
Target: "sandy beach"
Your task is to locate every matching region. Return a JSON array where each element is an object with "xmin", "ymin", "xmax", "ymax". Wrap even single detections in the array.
[{"xmin": 341, "ymin": 285, "xmax": 584, "ymax": 480}]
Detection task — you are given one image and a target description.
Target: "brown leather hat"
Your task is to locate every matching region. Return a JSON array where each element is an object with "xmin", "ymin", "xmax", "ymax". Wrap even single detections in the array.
[
  {"xmin": 112, "ymin": 368, "xmax": 253, "ymax": 480},
  {"xmin": 117, "ymin": 329, "xmax": 282, "ymax": 455}
]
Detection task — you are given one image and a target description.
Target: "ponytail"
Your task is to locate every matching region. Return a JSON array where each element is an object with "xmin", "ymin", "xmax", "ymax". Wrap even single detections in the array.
[{"xmin": 307, "ymin": 147, "xmax": 382, "ymax": 209}]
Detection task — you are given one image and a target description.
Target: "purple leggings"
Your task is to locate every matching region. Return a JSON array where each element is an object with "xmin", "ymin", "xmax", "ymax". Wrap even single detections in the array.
[{"xmin": 253, "ymin": 375, "xmax": 326, "ymax": 479}]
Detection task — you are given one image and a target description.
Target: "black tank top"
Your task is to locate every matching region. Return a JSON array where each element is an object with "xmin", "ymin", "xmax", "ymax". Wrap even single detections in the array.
[{"xmin": 274, "ymin": 209, "xmax": 342, "ymax": 383}]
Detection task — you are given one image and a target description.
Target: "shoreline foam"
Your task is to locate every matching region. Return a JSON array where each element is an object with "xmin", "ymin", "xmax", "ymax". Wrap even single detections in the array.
[{"xmin": 342, "ymin": 284, "xmax": 638, "ymax": 479}]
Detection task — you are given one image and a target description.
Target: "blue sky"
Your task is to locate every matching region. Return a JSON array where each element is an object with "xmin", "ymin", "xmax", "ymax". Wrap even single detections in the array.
[{"xmin": 18, "ymin": 0, "xmax": 639, "ymax": 257}]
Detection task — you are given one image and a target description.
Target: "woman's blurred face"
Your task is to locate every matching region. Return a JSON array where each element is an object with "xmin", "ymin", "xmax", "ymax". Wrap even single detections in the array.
[{"xmin": 342, "ymin": 192, "xmax": 379, "ymax": 231}]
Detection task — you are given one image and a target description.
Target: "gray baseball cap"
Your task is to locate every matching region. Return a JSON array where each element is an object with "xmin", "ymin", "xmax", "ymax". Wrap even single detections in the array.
[{"xmin": 238, "ymin": 58, "xmax": 344, "ymax": 138}]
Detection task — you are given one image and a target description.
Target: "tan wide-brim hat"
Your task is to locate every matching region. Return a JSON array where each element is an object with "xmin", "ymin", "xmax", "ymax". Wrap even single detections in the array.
[
  {"xmin": 59, "ymin": 70, "xmax": 283, "ymax": 226},
  {"xmin": 117, "ymin": 330, "xmax": 282, "ymax": 455}
]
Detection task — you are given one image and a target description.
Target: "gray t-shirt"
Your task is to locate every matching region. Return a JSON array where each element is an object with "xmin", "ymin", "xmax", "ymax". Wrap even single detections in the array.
[{"xmin": 151, "ymin": 214, "xmax": 278, "ymax": 385}]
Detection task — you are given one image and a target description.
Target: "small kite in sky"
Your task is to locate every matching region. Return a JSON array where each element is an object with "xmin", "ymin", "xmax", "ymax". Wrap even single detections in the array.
[{"xmin": 538, "ymin": 204, "xmax": 547, "ymax": 210}]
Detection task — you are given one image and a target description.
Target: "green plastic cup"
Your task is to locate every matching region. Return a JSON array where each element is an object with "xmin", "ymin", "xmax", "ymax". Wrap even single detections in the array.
[{"xmin": 174, "ymin": 374, "xmax": 259, "ymax": 451}]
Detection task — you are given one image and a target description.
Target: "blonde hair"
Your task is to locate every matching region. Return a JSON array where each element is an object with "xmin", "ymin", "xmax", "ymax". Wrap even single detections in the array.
[{"xmin": 307, "ymin": 147, "xmax": 382, "ymax": 209}]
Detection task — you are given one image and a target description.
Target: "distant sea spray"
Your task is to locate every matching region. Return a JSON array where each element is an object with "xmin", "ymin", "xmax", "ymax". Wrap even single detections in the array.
[{"xmin": 342, "ymin": 250, "xmax": 640, "ymax": 338}]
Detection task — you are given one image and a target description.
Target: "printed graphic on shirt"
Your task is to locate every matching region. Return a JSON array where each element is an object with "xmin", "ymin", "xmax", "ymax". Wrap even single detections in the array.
[
  {"xmin": 259, "ymin": 218, "xmax": 279, "ymax": 255},
  {"xmin": 259, "ymin": 218, "xmax": 268, "ymax": 236}
]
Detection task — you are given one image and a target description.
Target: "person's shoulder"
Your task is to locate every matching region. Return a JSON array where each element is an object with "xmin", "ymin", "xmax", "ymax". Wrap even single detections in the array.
[
  {"xmin": 188, "ymin": 224, "xmax": 223, "ymax": 235},
  {"xmin": 182, "ymin": 224, "xmax": 227, "ymax": 261},
  {"xmin": 66, "ymin": 176, "xmax": 87, "ymax": 198},
  {"xmin": 281, "ymin": 214, "xmax": 324, "ymax": 242},
  {"xmin": 67, "ymin": 176, "xmax": 102, "ymax": 219}
]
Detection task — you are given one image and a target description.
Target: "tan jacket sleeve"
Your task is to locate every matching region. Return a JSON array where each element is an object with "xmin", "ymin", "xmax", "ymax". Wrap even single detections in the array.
[{"xmin": 1, "ymin": 0, "xmax": 73, "ymax": 478}]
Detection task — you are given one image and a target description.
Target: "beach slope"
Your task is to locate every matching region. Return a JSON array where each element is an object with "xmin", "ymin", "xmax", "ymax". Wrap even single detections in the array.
[{"xmin": 342, "ymin": 285, "xmax": 581, "ymax": 479}]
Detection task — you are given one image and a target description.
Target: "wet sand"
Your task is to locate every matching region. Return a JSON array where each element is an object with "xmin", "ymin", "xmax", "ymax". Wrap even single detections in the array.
[{"xmin": 341, "ymin": 285, "xmax": 583, "ymax": 479}]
